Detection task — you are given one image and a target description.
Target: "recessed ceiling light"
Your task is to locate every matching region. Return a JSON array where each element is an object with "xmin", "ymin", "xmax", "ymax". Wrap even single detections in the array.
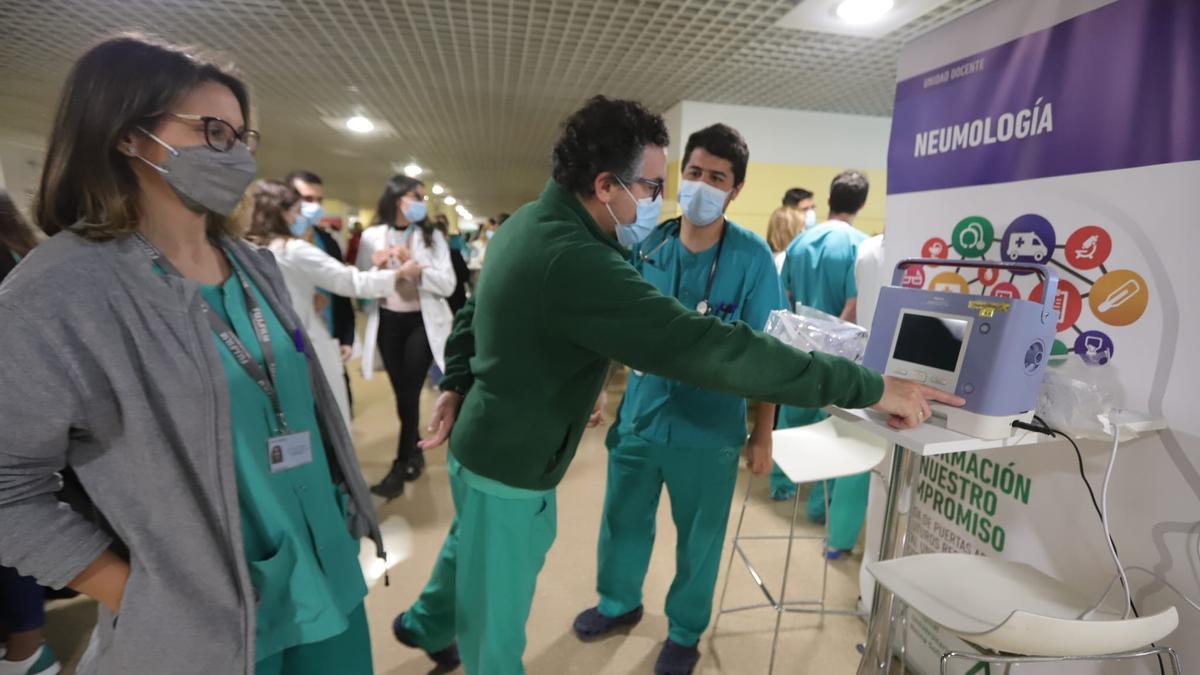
[
  {"xmin": 444, "ymin": 196, "xmax": 458, "ymax": 206},
  {"xmin": 836, "ymin": 0, "xmax": 894, "ymax": 25},
  {"xmin": 345, "ymin": 115, "xmax": 374, "ymax": 133},
  {"xmin": 432, "ymin": 183, "xmax": 445, "ymax": 195},
  {"xmin": 403, "ymin": 163, "xmax": 423, "ymax": 177}
]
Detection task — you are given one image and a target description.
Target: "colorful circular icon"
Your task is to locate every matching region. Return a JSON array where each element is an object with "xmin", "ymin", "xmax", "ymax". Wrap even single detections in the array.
[
  {"xmin": 989, "ymin": 281, "xmax": 1021, "ymax": 300},
  {"xmin": 1074, "ymin": 330, "xmax": 1115, "ymax": 365},
  {"xmin": 923, "ymin": 237, "xmax": 950, "ymax": 260},
  {"xmin": 1089, "ymin": 269, "xmax": 1149, "ymax": 326},
  {"xmin": 929, "ymin": 271, "xmax": 970, "ymax": 294},
  {"xmin": 1049, "ymin": 339, "xmax": 1071, "ymax": 366},
  {"xmin": 1065, "ymin": 225, "xmax": 1112, "ymax": 270},
  {"xmin": 977, "ymin": 266, "xmax": 1000, "ymax": 287},
  {"xmin": 900, "ymin": 265, "xmax": 926, "ymax": 288},
  {"xmin": 1001, "ymin": 214, "xmax": 1057, "ymax": 267},
  {"xmin": 952, "ymin": 216, "xmax": 994, "ymax": 258},
  {"xmin": 1031, "ymin": 279, "xmax": 1082, "ymax": 333}
]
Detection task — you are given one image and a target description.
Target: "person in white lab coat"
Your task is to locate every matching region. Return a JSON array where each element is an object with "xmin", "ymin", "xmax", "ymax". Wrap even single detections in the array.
[
  {"xmin": 355, "ymin": 175, "xmax": 456, "ymax": 499},
  {"xmin": 244, "ymin": 179, "xmax": 402, "ymax": 430}
]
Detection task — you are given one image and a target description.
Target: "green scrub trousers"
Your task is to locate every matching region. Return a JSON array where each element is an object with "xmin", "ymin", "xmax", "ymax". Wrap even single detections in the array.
[
  {"xmin": 401, "ymin": 456, "xmax": 557, "ymax": 675},
  {"xmin": 596, "ymin": 435, "xmax": 741, "ymax": 647},
  {"xmin": 772, "ymin": 406, "xmax": 868, "ymax": 552}
]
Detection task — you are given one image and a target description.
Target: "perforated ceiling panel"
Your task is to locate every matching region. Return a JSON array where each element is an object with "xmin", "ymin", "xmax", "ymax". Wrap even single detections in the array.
[{"xmin": 0, "ymin": 0, "xmax": 989, "ymax": 215}]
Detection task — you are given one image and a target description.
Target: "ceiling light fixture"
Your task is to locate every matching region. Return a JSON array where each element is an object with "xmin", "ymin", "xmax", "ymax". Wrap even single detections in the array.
[
  {"xmin": 432, "ymin": 183, "xmax": 445, "ymax": 195},
  {"xmin": 836, "ymin": 0, "xmax": 894, "ymax": 25},
  {"xmin": 403, "ymin": 163, "xmax": 423, "ymax": 177},
  {"xmin": 345, "ymin": 115, "xmax": 375, "ymax": 133},
  {"xmin": 444, "ymin": 196, "xmax": 458, "ymax": 206}
]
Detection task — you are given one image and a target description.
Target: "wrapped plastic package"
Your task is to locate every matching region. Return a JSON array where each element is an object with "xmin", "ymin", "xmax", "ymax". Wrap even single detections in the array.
[
  {"xmin": 1035, "ymin": 357, "xmax": 1124, "ymax": 438},
  {"xmin": 763, "ymin": 306, "xmax": 868, "ymax": 363}
]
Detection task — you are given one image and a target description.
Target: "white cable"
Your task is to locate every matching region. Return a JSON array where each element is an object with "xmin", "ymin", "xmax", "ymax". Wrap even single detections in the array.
[
  {"xmin": 1085, "ymin": 566, "xmax": 1200, "ymax": 616},
  {"xmin": 1080, "ymin": 421, "xmax": 1130, "ymax": 619}
]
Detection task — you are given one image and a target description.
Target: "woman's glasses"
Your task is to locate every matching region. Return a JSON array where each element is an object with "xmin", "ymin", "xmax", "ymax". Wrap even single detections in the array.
[{"xmin": 169, "ymin": 113, "xmax": 260, "ymax": 154}]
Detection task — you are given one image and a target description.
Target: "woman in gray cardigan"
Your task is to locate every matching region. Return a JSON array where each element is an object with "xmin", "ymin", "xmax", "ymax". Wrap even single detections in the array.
[{"xmin": 0, "ymin": 36, "xmax": 389, "ymax": 674}]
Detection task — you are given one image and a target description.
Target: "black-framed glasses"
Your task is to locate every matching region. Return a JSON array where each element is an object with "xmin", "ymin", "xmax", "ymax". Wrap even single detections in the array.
[
  {"xmin": 169, "ymin": 113, "xmax": 260, "ymax": 154},
  {"xmin": 620, "ymin": 175, "xmax": 665, "ymax": 201}
]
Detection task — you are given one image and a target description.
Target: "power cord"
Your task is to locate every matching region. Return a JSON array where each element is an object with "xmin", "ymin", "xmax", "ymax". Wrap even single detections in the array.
[{"xmin": 1012, "ymin": 415, "xmax": 1166, "ymax": 675}]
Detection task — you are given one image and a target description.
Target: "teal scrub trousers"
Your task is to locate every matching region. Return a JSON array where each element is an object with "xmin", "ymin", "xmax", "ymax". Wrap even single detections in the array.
[
  {"xmin": 772, "ymin": 406, "xmax": 869, "ymax": 552},
  {"xmin": 400, "ymin": 457, "xmax": 557, "ymax": 675},
  {"xmin": 255, "ymin": 604, "xmax": 372, "ymax": 675},
  {"xmin": 596, "ymin": 436, "xmax": 741, "ymax": 647}
]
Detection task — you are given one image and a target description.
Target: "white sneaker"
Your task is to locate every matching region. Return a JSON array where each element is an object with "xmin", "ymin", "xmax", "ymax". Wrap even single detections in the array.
[{"xmin": 0, "ymin": 644, "xmax": 60, "ymax": 675}]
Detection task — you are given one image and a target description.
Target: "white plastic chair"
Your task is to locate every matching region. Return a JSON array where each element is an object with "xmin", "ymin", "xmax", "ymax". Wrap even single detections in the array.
[
  {"xmin": 715, "ymin": 416, "xmax": 888, "ymax": 673},
  {"xmin": 867, "ymin": 553, "xmax": 1182, "ymax": 674}
]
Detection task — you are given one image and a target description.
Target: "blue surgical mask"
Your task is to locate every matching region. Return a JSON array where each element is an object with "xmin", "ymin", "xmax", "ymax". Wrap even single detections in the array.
[
  {"xmin": 288, "ymin": 215, "xmax": 310, "ymax": 238},
  {"xmin": 678, "ymin": 179, "xmax": 729, "ymax": 227},
  {"xmin": 299, "ymin": 201, "xmax": 323, "ymax": 227},
  {"xmin": 403, "ymin": 200, "xmax": 428, "ymax": 224},
  {"xmin": 805, "ymin": 208, "xmax": 817, "ymax": 228},
  {"xmin": 608, "ymin": 177, "xmax": 663, "ymax": 247}
]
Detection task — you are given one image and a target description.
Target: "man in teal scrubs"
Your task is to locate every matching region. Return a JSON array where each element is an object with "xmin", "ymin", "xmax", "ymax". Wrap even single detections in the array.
[
  {"xmin": 571, "ymin": 124, "xmax": 782, "ymax": 675},
  {"xmin": 390, "ymin": 98, "xmax": 959, "ymax": 675},
  {"xmin": 774, "ymin": 170, "xmax": 872, "ymax": 558}
]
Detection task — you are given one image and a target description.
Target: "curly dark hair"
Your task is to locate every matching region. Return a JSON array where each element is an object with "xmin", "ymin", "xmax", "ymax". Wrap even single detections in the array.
[
  {"xmin": 243, "ymin": 179, "xmax": 300, "ymax": 245},
  {"xmin": 551, "ymin": 96, "xmax": 670, "ymax": 197}
]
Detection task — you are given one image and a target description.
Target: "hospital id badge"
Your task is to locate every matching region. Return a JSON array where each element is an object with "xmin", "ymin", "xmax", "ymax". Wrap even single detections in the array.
[{"xmin": 267, "ymin": 431, "xmax": 313, "ymax": 474}]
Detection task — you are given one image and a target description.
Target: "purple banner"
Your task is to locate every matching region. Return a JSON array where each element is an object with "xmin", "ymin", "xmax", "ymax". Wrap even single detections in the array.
[{"xmin": 888, "ymin": 0, "xmax": 1200, "ymax": 195}]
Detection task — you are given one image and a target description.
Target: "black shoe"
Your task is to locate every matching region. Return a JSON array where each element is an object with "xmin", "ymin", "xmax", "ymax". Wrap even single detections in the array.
[
  {"xmin": 403, "ymin": 452, "xmax": 426, "ymax": 482},
  {"xmin": 393, "ymin": 612, "xmax": 462, "ymax": 668},
  {"xmin": 370, "ymin": 461, "xmax": 407, "ymax": 499},
  {"xmin": 572, "ymin": 605, "xmax": 644, "ymax": 641},
  {"xmin": 655, "ymin": 639, "xmax": 700, "ymax": 675}
]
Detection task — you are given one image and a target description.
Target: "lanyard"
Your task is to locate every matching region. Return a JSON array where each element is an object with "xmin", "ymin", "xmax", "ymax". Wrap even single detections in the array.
[
  {"xmin": 641, "ymin": 218, "xmax": 727, "ymax": 316},
  {"xmin": 135, "ymin": 234, "xmax": 290, "ymax": 434}
]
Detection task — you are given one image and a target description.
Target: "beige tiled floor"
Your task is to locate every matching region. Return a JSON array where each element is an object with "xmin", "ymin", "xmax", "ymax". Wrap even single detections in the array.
[{"xmin": 47, "ymin": 367, "xmax": 868, "ymax": 674}]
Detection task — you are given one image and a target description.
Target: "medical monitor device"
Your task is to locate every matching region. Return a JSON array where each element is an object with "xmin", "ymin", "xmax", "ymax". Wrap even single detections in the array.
[{"xmin": 863, "ymin": 259, "xmax": 1059, "ymax": 439}]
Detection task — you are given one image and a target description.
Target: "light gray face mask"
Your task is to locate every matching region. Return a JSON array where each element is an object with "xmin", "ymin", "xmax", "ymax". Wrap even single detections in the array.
[{"xmin": 133, "ymin": 127, "xmax": 257, "ymax": 216}]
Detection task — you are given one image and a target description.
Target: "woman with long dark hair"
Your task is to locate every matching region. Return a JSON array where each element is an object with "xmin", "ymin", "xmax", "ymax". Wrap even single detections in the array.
[
  {"xmin": 0, "ymin": 35, "xmax": 380, "ymax": 674},
  {"xmin": 244, "ymin": 178, "xmax": 402, "ymax": 430},
  {"xmin": 355, "ymin": 175, "xmax": 455, "ymax": 499},
  {"xmin": 0, "ymin": 189, "xmax": 38, "ymax": 282}
]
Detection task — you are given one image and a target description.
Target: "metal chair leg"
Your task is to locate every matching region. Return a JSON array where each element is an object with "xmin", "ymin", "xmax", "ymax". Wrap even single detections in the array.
[
  {"xmin": 1166, "ymin": 646, "xmax": 1184, "ymax": 675},
  {"xmin": 819, "ymin": 478, "xmax": 831, "ymax": 611},
  {"xmin": 768, "ymin": 480, "xmax": 802, "ymax": 675},
  {"xmin": 714, "ymin": 472, "xmax": 755, "ymax": 635}
]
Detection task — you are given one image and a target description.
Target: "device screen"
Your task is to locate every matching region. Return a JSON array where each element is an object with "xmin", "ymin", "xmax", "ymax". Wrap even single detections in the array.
[{"xmin": 892, "ymin": 313, "xmax": 968, "ymax": 372}]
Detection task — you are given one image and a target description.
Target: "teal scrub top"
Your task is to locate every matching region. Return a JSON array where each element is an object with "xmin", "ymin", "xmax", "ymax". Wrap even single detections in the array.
[
  {"xmin": 611, "ymin": 218, "xmax": 786, "ymax": 450},
  {"xmin": 779, "ymin": 220, "xmax": 868, "ymax": 316},
  {"xmin": 777, "ymin": 220, "xmax": 868, "ymax": 427},
  {"xmin": 198, "ymin": 260, "xmax": 367, "ymax": 662}
]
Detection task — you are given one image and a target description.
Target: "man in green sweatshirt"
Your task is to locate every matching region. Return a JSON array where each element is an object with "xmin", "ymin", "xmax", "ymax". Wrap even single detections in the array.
[{"xmin": 390, "ymin": 95, "xmax": 961, "ymax": 675}]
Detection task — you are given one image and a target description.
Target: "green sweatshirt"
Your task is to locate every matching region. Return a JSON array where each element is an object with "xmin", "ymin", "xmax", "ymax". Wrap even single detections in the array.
[{"xmin": 440, "ymin": 180, "xmax": 884, "ymax": 490}]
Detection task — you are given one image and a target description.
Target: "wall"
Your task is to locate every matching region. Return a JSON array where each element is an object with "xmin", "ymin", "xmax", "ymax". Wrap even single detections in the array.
[{"xmin": 662, "ymin": 101, "xmax": 892, "ymax": 237}]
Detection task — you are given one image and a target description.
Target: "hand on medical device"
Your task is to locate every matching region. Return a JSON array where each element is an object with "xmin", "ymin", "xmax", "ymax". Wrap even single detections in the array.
[
  {"xmin": 418, "ymin": 391, "xmax": 463, "ymax": 450},
  {"xmin": 587, "ymin": 390, "xmax": 608, "ymax": 428},
  {"xmin": 871, "ymin": 376, "xmax": 966, "ymax": 430}
]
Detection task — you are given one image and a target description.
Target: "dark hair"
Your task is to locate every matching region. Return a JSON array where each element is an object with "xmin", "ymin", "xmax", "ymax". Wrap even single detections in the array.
[
  {"xmin": 373, "ymin": 174, "xmax": 433, "ymax": 247},
  {"xmin": 683, "ymin": 124, "xmax": 749, "ymax": 186},
  {"xmin": 496, "ymin": 213, "xmax": 510, "ymax": 227},
  {"xmin": 36, "ymin": 34, "xmax": 250, "ymax": 240},
  {"xmin": 244, "ymin": 179, "xmax": 300, "ymax": 245},
  {"xmin": 828, "ymin": 171, "xmax": 869, "ymax": 215},
  {"xmin": 285, "ymin": 170, "xmax": 323, "ymax": 186},
  {"xmin": 0, "ymin": 188, "xmax": 39, "ymax": 257},
  {"xmin": 432, "ymin": 214, "xmax": 450, "ymax": 234},
  {"xmin": 551, "ymin": 95, "xmax": 670, "ymax": 196},
  {"xmin": 783, "ymin": 187, "xmax": 814, "ymax": 208}
]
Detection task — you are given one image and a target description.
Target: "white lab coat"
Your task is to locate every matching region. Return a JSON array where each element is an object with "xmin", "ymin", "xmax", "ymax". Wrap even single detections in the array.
[
  {"xmin": 354, "ymin": 224, "xmax": 455, "ymax": 378},
  {"xmin": 267, "ymin": 236, "xmax": 398, "ymax": 429}
]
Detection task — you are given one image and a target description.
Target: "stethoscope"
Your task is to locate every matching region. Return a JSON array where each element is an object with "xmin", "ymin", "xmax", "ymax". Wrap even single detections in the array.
[{"xmin": 638, "ymin": 218, "xmax": 728, "ymax": 316}]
